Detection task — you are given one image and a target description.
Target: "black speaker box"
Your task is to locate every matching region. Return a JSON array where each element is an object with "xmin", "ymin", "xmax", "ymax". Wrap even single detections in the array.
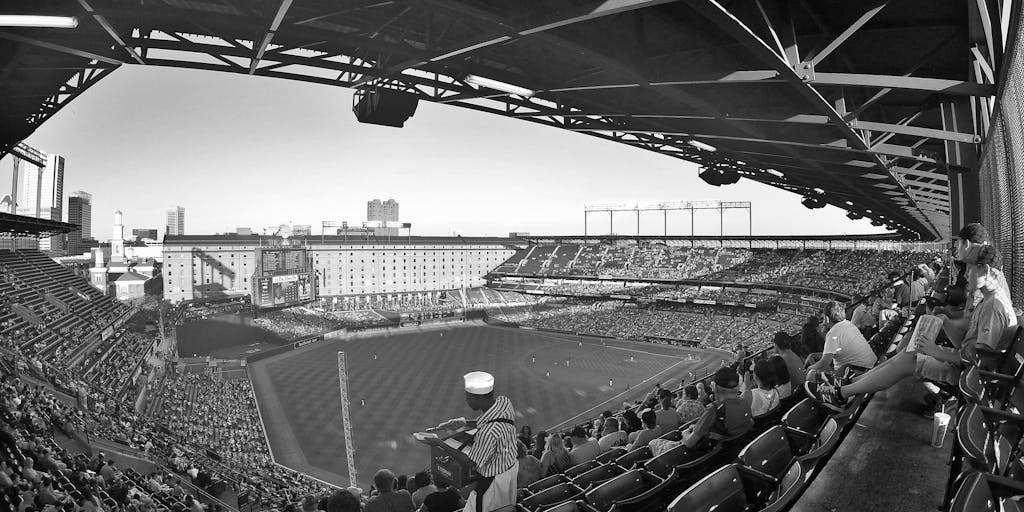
[{"xmin": 353, "ymin": 89, "xmax": 419, "ymax": 127}]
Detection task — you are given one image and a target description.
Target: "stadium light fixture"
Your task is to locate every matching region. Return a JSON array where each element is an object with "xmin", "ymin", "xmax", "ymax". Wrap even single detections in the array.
[
  {"xmin": 465, "ymin": 74, "xmax": 534, "ymax": 97},
  {"xmin": 688, "ymin": 140, "xmax": 717, "ymax": 152},
  {"xmin": 801, "ymin": 196, "xmax": 826, "ymax": 209},
  {"xmin": 0, "ymin": 15, "xmax": 78, "ymax": 28}
]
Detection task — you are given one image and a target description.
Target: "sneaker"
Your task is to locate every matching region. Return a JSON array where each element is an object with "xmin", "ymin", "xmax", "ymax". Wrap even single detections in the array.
[
  {"xmin": 805, "ymin": 380, "xmax": 848, "ymax": 412},
  {"xmin": 820, "ymin": 371, "xmax": 842, "ymax": 388}
]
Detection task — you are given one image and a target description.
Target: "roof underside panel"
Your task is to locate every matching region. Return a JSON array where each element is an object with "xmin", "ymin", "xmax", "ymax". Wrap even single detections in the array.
[{"xmin": 1, "ymin": 0, "xmax": 993, "ymax": 241}]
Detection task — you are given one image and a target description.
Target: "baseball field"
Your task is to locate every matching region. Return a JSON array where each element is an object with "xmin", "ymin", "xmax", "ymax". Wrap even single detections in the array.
[{"xmin": 246, "ymin": 322, "xmax": 725, "ymax": 489}]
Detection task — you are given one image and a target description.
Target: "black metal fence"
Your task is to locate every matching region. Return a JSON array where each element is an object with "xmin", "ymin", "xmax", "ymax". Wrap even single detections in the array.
[{"xmin": 979, "ymin": 1, "xmax": 1024, "ymax": 307}]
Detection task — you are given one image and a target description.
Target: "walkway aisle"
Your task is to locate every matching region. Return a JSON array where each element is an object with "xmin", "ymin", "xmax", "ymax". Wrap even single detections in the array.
[{"xmin": 793, "ymin": 379, "xmax": 950, "ymax": 512}]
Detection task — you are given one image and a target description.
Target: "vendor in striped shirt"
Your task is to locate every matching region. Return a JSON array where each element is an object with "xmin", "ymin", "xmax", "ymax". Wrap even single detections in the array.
[{"xmin": 439, "ymin": 372, "xmax": 519, "ymax": 512}]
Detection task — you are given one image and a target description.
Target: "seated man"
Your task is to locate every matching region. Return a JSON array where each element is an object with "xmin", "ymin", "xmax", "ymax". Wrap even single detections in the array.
[
  {"xmin": 596, "ymin": 418, "xmax": 627, "ymax": 451},
  {"xmin": 805, "ymin": 301, "xmax": 878, "ymax": 382},
  {"xmin": 626, "ymin": 410, "xmax": 662, "ymax": 450},
  {"xmin": 567, "ymin": 426, "xmax": 601, "ymax": 467},
  {"xmin": 933, "ymin": 223, "xmax": 1010, "ymax": 344},
  {"xmin": 807, "ymin": 245, "xmax": 1017, "ymax": 412},
  {"xmin": 679, "ymin": 367, "xmax": 753, "ymax": 448}
]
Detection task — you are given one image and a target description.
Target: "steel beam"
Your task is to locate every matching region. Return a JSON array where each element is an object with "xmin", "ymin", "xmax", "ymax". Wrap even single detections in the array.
[
  {"xmin": 906, "ymin": 188, "xmax": 950, "ymax": 202},
  {"xmin": 809, "ymin": 2, "xmax": 888, "ymax": 66},
  {"xmin": 0, "ymin": 31, "xmax": 124, "ymax": 65},
  {"xmin": 539, "ymin": 109, "xmax": 977, "ymax": 144},
  {"xmin": 812, "ymin": 72, "xmax": 995, "ymax": 96},
  {"xmin": 351, "ymin": 0, "xmax": 678, "ymax": 87},
  {"xmin": 893, "ymin": 166, "xmax": 949, "ymax": 181},
  {"xmin": 250, "ymin": 0, "xmax": 294, "ymax": 74},
  {"xmin": 77, "ymin": 0, "xmax": 146, "ymax": 64},
  {"xmin": 541, "ymin": 69, "xmax": 994, "ymax": 97}
]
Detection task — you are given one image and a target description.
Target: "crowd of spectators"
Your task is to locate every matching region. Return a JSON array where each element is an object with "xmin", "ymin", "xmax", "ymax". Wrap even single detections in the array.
[
  {"xmin": 510, "ymin": 299, "xmax": 799, "ymax": 350},
  {"xmin": 0, "ymin": 243, "xmax": 940, "ymax": 512},
  {"xmin": 253, "ymin": 308, "xmax": 350, "ymax": 339},
  {"xmin": 145, "ymin": 367, "xmax": 332, "ymax": 504},
  {"xmin": 496, "ymin": 244, "xmax": 936, "ymax": 298},
  {"xmin": 1, "ymin": 369, "xmax": 224, "ymax": 512}
]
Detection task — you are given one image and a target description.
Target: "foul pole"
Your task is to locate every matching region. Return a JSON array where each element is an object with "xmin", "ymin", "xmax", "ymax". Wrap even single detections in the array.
[{"xmin": 337, "ymin": 352, "xmax": 358, "ymax": 487}]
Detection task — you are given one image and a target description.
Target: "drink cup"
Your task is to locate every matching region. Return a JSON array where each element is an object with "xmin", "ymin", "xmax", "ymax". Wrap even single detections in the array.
[{"xmin": 931, "ymin": 412, "xmax": 951, "ymax": 448}]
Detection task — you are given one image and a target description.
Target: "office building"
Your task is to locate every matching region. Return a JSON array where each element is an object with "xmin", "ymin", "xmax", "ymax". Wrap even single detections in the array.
[
  {"xmin": 67, "ymin": 191, "xmax": 92, "ymax": 255},
  {"xmin": 16, "ymin": 154, "xmax": 65, "ymax": 254},
  {"xmin": 367, "ymin": 198, "xmax": 400, "ymax": 236},
  {"xmin": 166, "ymin": 206, "xmax": 185, "ymax": 236},
  {"xmin": 367, "ymin": 198, "xmax": 399, "ymax": 222}
]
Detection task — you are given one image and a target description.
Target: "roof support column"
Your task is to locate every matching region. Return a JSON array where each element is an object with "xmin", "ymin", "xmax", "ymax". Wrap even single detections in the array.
[{"xmin": 941, "ymin": 98, "xmax": 981, "ymax": 236}]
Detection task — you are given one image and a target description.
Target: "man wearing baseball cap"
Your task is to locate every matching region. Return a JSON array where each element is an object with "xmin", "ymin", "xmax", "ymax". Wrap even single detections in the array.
[
  {"xmin": 438, "ymin": 371, "xmax": 518, "ymax": 512},
  {"xmin": 680, "ymin": 366, "xmax": 753, "ymax": 448}
]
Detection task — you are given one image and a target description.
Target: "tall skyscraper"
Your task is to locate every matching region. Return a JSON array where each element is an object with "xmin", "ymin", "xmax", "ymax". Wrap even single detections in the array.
[
  {"xmin": 166, "ymin": 206, "xmax": 185, "ymax": 236},
  {"xmin": 67, "ymin": 191, "xmax": 92, "ymax": 255},
  {"xmin": 16, "ymin": 154, "xmax": 65, "ymax": 253},
  {"xmin": 367, "ymin": 198, "xmax": 400, "ymax": 236},
  {"xmin": 367, "ymin": 198, "xmax": 399, "ymax": 222}
]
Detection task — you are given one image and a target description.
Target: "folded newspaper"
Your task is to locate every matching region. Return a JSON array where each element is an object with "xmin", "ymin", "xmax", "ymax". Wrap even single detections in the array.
[{"xmin": 905, "ymin": 315, "xmax": 943, "ymax": 353}]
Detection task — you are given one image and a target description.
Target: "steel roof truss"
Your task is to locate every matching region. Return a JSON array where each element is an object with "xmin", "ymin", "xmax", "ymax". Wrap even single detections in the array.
[
  {"xmin": 808, "ymin": 2, "xmax": 889, "ymax": 67},
  {"xmin": 77, "ymin": 0, "xmax": 146, "ymax": 65},
  {"xmin": 249, "ymin": 0, "xmax": 294, "ymax": 74}
]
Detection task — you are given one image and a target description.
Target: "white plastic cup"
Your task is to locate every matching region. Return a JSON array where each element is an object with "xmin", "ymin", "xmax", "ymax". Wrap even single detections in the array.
[{"xmin": 932, "ymin": 412, "xmax": 951, "ymax": 448}]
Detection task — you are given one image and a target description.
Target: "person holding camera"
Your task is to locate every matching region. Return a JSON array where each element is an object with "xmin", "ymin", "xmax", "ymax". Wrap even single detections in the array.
[{"xmin": 804, "ymin": 301, "xmax": 877, "ymax": 383}]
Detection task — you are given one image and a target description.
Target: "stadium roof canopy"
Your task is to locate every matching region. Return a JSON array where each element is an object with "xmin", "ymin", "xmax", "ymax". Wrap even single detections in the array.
[
  {"xmin": 0, "ymin": 212, "xmax": 79, "ymax": 237},
  {"xmin": 0, "ymin": 1, "xmax": 1000, "ymax": 241}
]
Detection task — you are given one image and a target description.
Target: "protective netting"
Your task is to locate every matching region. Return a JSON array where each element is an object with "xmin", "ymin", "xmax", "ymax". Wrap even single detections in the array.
[{"xmin": 978, "ymin": 9, "xmax": 1024, "ymax": 308}]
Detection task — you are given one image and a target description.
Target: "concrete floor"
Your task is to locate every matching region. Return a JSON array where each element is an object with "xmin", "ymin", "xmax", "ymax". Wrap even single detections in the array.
[{"xmin": 792, "ymin": 379, "xmax": 951, "ymax": 512}]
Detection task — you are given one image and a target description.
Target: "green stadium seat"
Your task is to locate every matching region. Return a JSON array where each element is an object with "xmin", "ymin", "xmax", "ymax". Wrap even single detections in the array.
[
  {"xmin": 528, "ymin": 474, "xmax": 572, "ymax": 494},
  {"xmin": 520, "ymin": 483, "xmax": 586, "ymax": 512},
  {"xmin": 959, "ymin": 327, "xmax": 1024, "ymax": 407},
  {"xmin": 614, "ymin": 446, "xmax": 653, "ymax": 470},
  {"xmin": 582, "ymin": 469, "xmax": 668, "ymax": 512},
  {"xmin": 752, "ymin": 406, "xmax": 784, "ymax": 430},
  {"xmin": 778, "ymin": 387, "xmax": 806, "ymax": 412},
  {"xmin": 572, "ymin": 463, "xmax": 627, "ymax": 491},
  {"xmin": 595, "ymin": 448, "xmax": 627, "ymax": 464},
  {"xmin": 955, "ymin": 403, "xmax": 1024, "ymax": 475},
  {"xmin": 643, "ymin": 443, "xmax": 721, "ymax": 481},
  {"xmin": 739, "ymin": 426, "xmax": 795, "ymax": 478},
  {"xmin": 782, "ymin": 399, "xmax": 829, "ymax": 435},
  {"xmin": 657, "ymin": 429, "xmax": 683, "ymax": 442},
  {"xmin": 538, "ymin": 500, "xmax": 601, "ymax": 512},
  {"xmin": 565, "ymin": 460, "xmax": 602, "ymax": 479},
  {"xmin": 666, "ymin": 462, "xmax": 803, "ymax": 512},
  {"xmin": 950, "ymin": 472, "xmax": 1024, "ymax": 512}
]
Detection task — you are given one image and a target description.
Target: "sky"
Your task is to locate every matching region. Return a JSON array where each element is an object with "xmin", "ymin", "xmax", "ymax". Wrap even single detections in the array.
[{"xmin": 0, "ymin": 65, "xmax": 887, "ymax": 242}]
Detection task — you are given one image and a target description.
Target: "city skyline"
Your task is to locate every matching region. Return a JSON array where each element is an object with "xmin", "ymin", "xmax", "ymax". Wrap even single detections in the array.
[{"xmin": 0, "ymin": 66, "xmax": 889, "ymax": 242}]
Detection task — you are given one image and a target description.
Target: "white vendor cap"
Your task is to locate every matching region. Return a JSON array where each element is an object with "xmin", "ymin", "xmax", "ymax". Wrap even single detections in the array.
[{"xmin": 464, "ymin": 371, "xmax": 494, "ymax": 395}]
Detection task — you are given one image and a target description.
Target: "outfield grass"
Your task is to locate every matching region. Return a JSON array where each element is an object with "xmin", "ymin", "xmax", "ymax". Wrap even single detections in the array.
[{"xmin": 247, "ymin": 323, "xmax": 725, "ymax": 489}]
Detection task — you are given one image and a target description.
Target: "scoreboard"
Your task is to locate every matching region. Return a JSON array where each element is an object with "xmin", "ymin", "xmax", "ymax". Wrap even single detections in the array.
[
  {"xmin": 253, "ymin": 273, "xmax": 315, "ymax": 308},
  {"xmin": 252, "ymin": 247, "xmax": 316, "ymax": 309},
  {"xmin": 257, "ymin": 248, "xmax": 308, "ymax": 276}
]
